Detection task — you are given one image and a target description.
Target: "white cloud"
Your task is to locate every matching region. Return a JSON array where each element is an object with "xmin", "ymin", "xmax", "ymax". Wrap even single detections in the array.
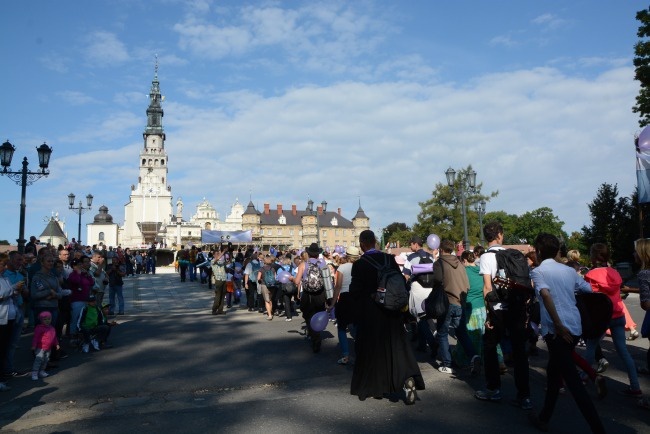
[
  {"xmin": 85, "ymin": 31, "xmax": 130, "ymax": 66},
  {"xmin": 58, "ymin": 111, "xmax": 141, "ymax": 143},
  {"xmin": 57, "ymin": 90, "xmax": 98, "ymax": 106},
  {"xmin": 40, "ymin": 53, "xmax": 69, "ymax": 73},
  {"xmin": 531, "ymin": 13, "xmax": 568, "ymax": 31},
  {"xmin": 489, "ymin": 35, "xmax": 518, "ymax": 48}
]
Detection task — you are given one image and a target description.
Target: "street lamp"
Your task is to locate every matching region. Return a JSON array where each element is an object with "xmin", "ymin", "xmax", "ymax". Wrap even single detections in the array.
[
  {"xmin": 446, "ymin": 167, "xmax": 478, "ymax": 251},
  {"xmin": 68, "ymin": 192, "xmax": 93, "ymax": 244},
  {"xmin": 474, "ymin": 200, "xmax": 486, "ymax": 245},
  {"xmin": 0, "ymin": 140, "xmax": 53, "ymax": 253},
  {"xmin": 306, "ymin": 198, "xmax": 327, "ymax": 247}
]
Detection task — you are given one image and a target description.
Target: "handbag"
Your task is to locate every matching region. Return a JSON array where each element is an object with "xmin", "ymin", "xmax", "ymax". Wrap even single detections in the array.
[
  {"xmin": 575, "ymin": 292, "xmax": 613, "ymax": 339},
  {"xmin": 423, "ymin": 260, "xmax": 448, "ymax": 319}
]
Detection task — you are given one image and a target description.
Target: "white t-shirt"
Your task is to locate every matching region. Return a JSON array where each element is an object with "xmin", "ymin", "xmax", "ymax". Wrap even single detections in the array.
[
  {"xmin": 479, "ymin": 246, "xmax": 505, "ymax": 310},
  {"xmin": 337, "ymin": 263, "xmax": 353, "ymax": 294}
]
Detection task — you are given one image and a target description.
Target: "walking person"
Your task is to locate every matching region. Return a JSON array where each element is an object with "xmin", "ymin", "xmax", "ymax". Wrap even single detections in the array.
[
  {"xmin": 107, "ymin": 261, "xmax": 125, "ymax": 315},
  {"xmin": 210, "ymin": 245, "xmax": 228, "ymax": 315},
  {"xmin": 328, "ymin": 246, "xmax": 360, "ymax": 365},
  {"xmin": 528, "ymin": 233, "xmax": 605, "ymax": 433},
  {"xmin": 349, "ymin": 230, "xmax": 425, "ymax": 404}
]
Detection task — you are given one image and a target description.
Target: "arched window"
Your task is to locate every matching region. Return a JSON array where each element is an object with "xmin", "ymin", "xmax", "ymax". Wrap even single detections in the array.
[
  {"xmin": 161, "ymin": 160, "xmax": 165, "ymax": 166},
  {"xmin": 142, "ymin": 159, "xmax": 146, "ymax": 166},
  {"xmin": 98, "ymin": 232, "xmax": 105, "ymax": 241},
  {"xmin": 205, "ymin": 222, "xmax": 212, "ymax": 230}
]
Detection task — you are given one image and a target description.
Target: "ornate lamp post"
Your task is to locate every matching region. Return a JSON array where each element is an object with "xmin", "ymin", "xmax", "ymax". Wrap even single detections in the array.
[
  {"xmin": 446, "ymin": 167, "xmax": 478, "ymax": 251},
  {"xmin": 0, "ymin": 140, "xmax": 53, "ymax": 253},
  {"xmin": 306, "ymin": 198, "xmax": 327, "ymax": 247},
  {"xmin": 68, "ymin": 192, "xmax": 93, "ymax": 244},
  {"xmin": 474, "ymin": 200, "xmax": 487, "ymax": 246}
]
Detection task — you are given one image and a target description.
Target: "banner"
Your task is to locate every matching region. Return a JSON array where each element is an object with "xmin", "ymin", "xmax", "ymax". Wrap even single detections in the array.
[{"xmin": 201, "ymin": 230, "xmax": 253, "ymax": 244}]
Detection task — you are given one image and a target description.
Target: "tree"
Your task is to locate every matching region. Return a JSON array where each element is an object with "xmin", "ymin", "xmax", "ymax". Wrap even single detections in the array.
[
  {"xmin": 633, "ymin": 7, "xmax": 650, "ymax": 127},
  {"xmin": 482, "ymin": 211, "xmax": 519, "ymax": 244},
  {"xmin": 582, "ymin": 183, "xmax": 637, "ymax": 264},
  {"xmin": 382, "ymin": 222, "xmax": 413, "ymax": 248},
  {"xmin": 0, "ymin": 240, "xmax": 8, "ymax": 246},
  {"xmin": 511, "ymin": 207, "xmax": 567, "ymax": 244},
  {"xmin": 413, "ymin": 165, "xmax": 497, "ymax": 245}
]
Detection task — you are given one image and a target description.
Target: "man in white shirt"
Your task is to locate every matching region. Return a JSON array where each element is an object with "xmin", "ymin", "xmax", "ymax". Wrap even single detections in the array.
[
  {"xmin": 474, "ymin": 222, "xmax": 531, "ymax": 410},
  {"xmin": 528, "ymin": 233, "xmax": 604, "ymax": 433}
]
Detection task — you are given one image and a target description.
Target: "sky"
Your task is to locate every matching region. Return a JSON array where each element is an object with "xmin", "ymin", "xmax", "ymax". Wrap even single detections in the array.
[{"xmin": 0, "ymin": 0, "xmax": 645, "ymax": 245}]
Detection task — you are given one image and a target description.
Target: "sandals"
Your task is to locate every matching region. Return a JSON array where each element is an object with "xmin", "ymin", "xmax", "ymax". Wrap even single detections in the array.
[
  {"xmin": 627, "ymin": 330, "xmax": 640, "ymax": 341},
  {"xmin": 337, "ymin": 356, "xmax": 349, "ymax": 365}
]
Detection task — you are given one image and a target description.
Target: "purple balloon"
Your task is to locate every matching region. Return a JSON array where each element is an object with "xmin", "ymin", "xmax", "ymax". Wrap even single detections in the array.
[
  {"xmin": 317, "ymin": 258, "xmax": 327, "ymax": 269},
  {"xmin": 310, "ymin": 311, "xmax": 329, "ymax": 332},
  {"xmin": 277, "ymin": 270, "xmax": 290, "ymax": 284},
  {"xmin": 235, "ymin": 289, "xmax": 242, "ymax": 298},
  {"xmin": 426, "ymin": 234, "xmax": 441, "ymax": 250}
]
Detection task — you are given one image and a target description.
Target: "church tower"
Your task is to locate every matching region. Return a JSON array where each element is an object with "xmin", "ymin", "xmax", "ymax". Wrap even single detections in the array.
[{"xmin": 121, "ymin": 59, "xmax": 174, "ymax": 247}]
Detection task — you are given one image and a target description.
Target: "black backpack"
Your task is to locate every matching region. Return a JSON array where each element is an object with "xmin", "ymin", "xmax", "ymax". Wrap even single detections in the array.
[
  {"xmin": 411, "ymin": 253, "xmax": 435, "ymax": 288},
  {"xmin": 362, "ymin": 254, "xmax": 408, "ymax": 312},
  {"xmin": 490, "ymin": 248, "xmax": 533, "ymax": 303}
]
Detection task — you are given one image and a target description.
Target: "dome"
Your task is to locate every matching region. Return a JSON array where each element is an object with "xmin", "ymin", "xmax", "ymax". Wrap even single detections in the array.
[{"xmin": 93, "ymin": 205, "xmax": 114, "ymax": 223}]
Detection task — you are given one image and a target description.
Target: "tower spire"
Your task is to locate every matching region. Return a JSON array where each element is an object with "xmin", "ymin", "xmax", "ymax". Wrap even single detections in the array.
[{"xmin": 144, "ymin": 56, "xmax": 164, "ymax": 137}]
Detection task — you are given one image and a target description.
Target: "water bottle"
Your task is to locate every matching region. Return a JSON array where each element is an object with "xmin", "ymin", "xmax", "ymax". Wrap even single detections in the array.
[
  {"xmin": 497, "ymin": 269, "xmax": 506, "ymax": 280},
  {"xmin": 320, "ymin": 266, "xmax": 334, "ymax": 299}
]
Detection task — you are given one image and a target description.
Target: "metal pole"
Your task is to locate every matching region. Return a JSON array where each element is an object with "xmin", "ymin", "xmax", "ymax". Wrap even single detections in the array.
[
  {"xmin": 17, "ymin": 158, "xmax": 28, "ymax": 253},
  {"xmin": 460, "ymin": 182, "xmax": 469, "ymax": 251},
  {"xmin": 77, "ymin": 203, "xmax": 82, "ymax": 243}
]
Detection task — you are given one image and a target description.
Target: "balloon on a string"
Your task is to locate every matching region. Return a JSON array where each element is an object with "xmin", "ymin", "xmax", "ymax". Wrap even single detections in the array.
[
  {"xmin": 310, "ymin": 311, "xmax": 329, "ymax": 332},
  {"xmin": 328, "ymin": 307, "xmax": 336, "ymax": 320},
  {"xmin": 235, "ymin": 289, "xmax": 242, "ymax": 298},
  {"xmin": 277, "ymin": 270, "xmax": 291, "ymax": 284},
  {"xmin": 639, "ymin": 125, "xmax": 650, "ymax": 154},
  {"xmin": 426, "ymin": 234, "xmax": 441, "ymax": 250}
]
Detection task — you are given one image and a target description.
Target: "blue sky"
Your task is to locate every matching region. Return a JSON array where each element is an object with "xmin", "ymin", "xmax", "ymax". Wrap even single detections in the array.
[{"xmin": 0, "ymin": 0, "xmax": 644, "ymax": 245}]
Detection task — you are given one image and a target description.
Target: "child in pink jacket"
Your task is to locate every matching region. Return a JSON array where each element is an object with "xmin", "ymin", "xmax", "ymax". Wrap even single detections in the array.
[{"xmin": 31, "ymin": 311, "xmax": 59, "ymax": 381}]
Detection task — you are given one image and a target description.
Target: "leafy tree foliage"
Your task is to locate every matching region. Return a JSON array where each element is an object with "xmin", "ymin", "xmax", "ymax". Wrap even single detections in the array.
[
  {"xmin": 581, "ymin": 183, "xmax": 637, "ymax": 264},
  {"xmin": 413, "ymin": 165, "xmax": 497, "ymax": 246},
  {"xmin": 0, "ymin": 240, "xmax": 8, "ymax": 245},
  {"xmin": 633, "ymin": 7, "xmax": 650, "ymax": 127},
  {"xmin": 512, "ymin": 207, "xmax": 566, "ymax": 244},
  {"xmin": 382, "ymin": 222, "xmax": 413, "ymax": 248}
]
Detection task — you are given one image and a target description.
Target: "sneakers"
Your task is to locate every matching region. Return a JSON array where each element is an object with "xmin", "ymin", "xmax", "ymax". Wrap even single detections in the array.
[
  {"xmin": 91, "ymin": 339, "xmax": 100, "ymax": 351},
  {"xmin": 595, "ymin": 375, "xmax": 607, "ymax": 399},
  {"xmin": 475, "ymin": 389, "xmax": 502, "ymax": 402},
  {"xmin": 82, "ymin": 343, "xmax": 89, "ymax": 353},
  {"xmin": 285, "ymin": 318, "xmax": 292, "ymax": 322},
  {"xmin": 31, "ymin": 372, "xmax": 38, "ymax": 381},
  {"xmin": 403, "ymin": 377, "xmax": 417, "ymax": 405},
  {"xmin": 438, "ymin": 366, "xmax": 453, "ymax": 375},
  {"xmin": 511, "ymin": 397, "xmax": 533, "ymax": 410},
  {"xmin": 596, "ymin": 358, "xmax": 609, "ymax": 374},
  {"xmin": 38, "ymin": 371, "xmax": 49, "ymax": 378},
  {"xmin": 470, "ymin": 355, "xmax": 481, "ymax": 376}
]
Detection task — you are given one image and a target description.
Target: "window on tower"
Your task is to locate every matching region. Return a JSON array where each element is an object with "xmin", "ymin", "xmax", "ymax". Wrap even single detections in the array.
[{"xmin": 99, "ymin": 232, "xmax": 105, "ymax": 241}]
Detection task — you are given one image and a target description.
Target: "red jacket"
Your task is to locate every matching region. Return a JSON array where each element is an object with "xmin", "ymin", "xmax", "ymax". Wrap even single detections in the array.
[
  {"xmin": 584, "ymin": 267, "xmax": 624, "ymax": 319},
  {"xmin": 32, "ymin": 323, "xmax": 58, "ymax": 351}
]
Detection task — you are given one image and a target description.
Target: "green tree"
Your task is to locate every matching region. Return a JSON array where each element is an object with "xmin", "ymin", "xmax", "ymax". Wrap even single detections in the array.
[
  {"xmin": 383, "ymin": 222, "xmax": 410, "ymax": 242},
  {"xmin": 511, "ymin": 207, "xmax": 567, "ymax": 244},
  {"xmin": 482, "ymin": 210, "xmax": 519, "ymax": 244},
  {"xmin": 633, "ymin": 6, "xmax": 650, "ymax": 127},
  {"xmin": 0, "ymin": 240, "xmax": 8, "ymax": 245},
  {"xmin": 566, "ymin": 231, "xmax": 587, "ymax": 258},
  {"xmin": 582, "ymin": 183, "xmax": 637, "ymax": 263},
  {"xmin": 413, "ymin": 165, "xmax": 497, "ymax": 245}
]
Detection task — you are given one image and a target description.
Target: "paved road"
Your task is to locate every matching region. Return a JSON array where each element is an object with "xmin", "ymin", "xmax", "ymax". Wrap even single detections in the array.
[{"xmin": 0, "ymin": 268, "xmax": 649, "ymax": 433}]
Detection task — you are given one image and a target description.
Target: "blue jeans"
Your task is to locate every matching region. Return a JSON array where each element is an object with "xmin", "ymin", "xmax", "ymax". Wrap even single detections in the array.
[
  {"xmin": 586, "ymin": 315, "xmax": 640, "ymax": 390},
  {"xmin": 189, "ymin": 265, "xmax": 197, "ymax": 281},
  {"xmin": 109, "ymin": 285, "xmax": 124, "ymax": 314},
  {"xmin": 70, "ymin": 301, "xmax": 86, "ymax": 335},
  {"xmin": 437, "ymin": 303, "xmax": 477, "ymax": 368}
]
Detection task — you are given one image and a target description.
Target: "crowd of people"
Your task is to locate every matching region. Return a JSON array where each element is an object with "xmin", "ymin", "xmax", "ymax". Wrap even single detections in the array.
[
  {"xmin": 168, "ymin": 224, "xmax": 648, "ymax": 432},
  {"xmin": 0, "ymin": 239, "xmax": 124, "ymax": 391},
  {"xmin": 2, "ymin": 225, "xmax": 649, "ymax": 433}
]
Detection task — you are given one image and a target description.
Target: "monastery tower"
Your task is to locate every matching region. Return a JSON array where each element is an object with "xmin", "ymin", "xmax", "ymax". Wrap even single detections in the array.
[{"xmin": 120, "ymin": 61, "xmax": 173, "ymax": 247}]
